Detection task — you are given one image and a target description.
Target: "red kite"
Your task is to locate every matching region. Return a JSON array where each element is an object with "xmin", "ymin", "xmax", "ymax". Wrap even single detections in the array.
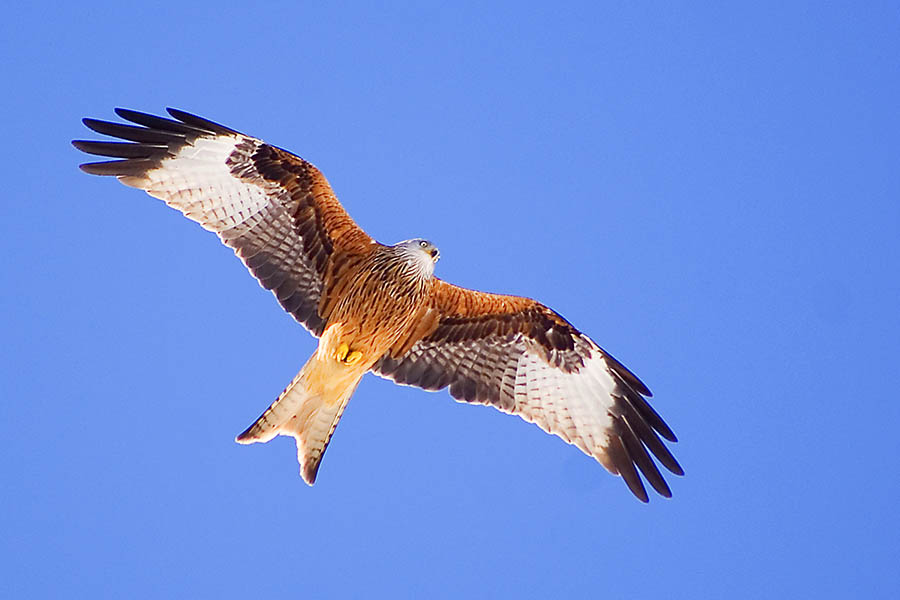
[{"xmin": 74, "ymin": 109, "xmax": 683, "ymax": 501}]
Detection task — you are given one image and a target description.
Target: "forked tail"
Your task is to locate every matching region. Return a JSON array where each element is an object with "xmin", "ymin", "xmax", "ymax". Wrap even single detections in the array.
[{"xmin": 236, "ymin": 353, "xmax": 360, "ymax": 484}]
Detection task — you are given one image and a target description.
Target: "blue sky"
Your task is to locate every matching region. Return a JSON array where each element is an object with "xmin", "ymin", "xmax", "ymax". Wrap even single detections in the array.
[{"xmin": 2, "ymin": 2, "xmax": 898, "ymax": 598}]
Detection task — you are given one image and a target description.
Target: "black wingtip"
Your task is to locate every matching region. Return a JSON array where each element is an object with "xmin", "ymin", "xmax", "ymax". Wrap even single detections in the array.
[
  {"xmin": 78, "ymin": 161, "xmax": 121, "ymax": 176},
  {"xmin": 77, "ymin": 159, "xmax": 156, "ymax": 177},
  {"xmin": 80, "ymin": 117, "xmax": 188, "ymax": 144},
  {"xmin": 113, "ymin": 108, "xmax": 210, "ymax": 136},
  {"xmin": 655, "ymin": 422, "xmax": 678, "ymax": 444},
  {"xmin": 608, "ymin": 436, "xmax": 649, "ymax": 502},
  {"xmin": 609, "ymin": 367, "xmax": 678, "ymax": 444},
  {"xmin": 619, "ymin": 417, "xmax": 673, "ymax": 498},
  {"xmin": 113, "ymin": 107, "xmax": 145, "ymax": 122},
  {"xmin": 166, "ymin": 107, "xmax": 240, "ymax": 135},
  {"xmin": 72, "ymin": 140, "xmax": 165, "ymax": 159},
  {"xmin": 598, "ymin": 346, "xmax": 653, "ymax": 397}
]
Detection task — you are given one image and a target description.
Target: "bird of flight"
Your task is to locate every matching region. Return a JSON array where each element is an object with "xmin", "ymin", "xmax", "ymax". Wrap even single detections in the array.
[{"xmin": 73, "ymin": 108, "xmax": 683, "ymax": 501}]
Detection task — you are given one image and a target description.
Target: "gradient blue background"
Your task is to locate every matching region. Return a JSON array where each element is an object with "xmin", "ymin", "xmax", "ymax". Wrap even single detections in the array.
[{"xmin": 2, "ymin": 2, "xmax": 898, "ymax": 598}]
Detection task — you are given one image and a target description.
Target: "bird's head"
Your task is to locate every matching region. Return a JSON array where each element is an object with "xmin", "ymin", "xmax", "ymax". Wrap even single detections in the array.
[
  {"xmin": 395, "ymin": 238, "xmax": 440, "ymax": 279},
  {"xmin": 398, "ymin": 238, "xmax": 440, "ymax": 263}
]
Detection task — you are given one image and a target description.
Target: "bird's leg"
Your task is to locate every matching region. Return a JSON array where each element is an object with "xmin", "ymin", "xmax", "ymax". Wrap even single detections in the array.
[{"xmin": 336, "ymin": 342, "xmax": 363, "ymax": 366}]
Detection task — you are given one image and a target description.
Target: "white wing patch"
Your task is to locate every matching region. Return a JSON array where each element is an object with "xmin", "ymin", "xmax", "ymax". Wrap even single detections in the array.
[
  {"xmin": 120, "ymin": 136, "xmax": 271, "ymax": 234},
  {"xmin": 506, "ymin": 342, "xmax": 616, "ymax": 463}
]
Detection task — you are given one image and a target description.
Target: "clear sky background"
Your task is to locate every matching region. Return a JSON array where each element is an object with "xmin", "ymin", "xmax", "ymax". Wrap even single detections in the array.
[{"xmin": 2, "ymin": 2, "xmax": 898, "ymax": 598}]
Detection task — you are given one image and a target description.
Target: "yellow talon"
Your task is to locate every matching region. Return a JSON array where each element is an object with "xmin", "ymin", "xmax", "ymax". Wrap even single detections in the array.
[{"xmin": 336, "ymin": 342, "xmax": 363, "ymax": 365}]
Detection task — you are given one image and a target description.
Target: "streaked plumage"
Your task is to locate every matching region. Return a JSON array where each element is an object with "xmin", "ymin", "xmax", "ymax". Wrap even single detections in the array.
[{"xmin": 73, "ymin": 108, "xmax": 683, "ymax": 501}]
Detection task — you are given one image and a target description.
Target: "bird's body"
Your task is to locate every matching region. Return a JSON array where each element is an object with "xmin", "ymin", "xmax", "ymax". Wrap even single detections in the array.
[
  {"xmin": 74, "ymin": 108, "xmax": 684, "ymax": 501},
  {"xmin": 236, "ymin": 240, "xmax": 438, "ymax": 481},
  {"xmin": 325, "ymin": 240, "xmax": 438, "ymax": 364}
]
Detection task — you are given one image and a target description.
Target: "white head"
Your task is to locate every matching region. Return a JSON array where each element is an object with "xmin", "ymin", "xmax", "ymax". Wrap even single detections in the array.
[{"xmin": 394, "ymin": 238, "xmax": 440, "ymax": 278}]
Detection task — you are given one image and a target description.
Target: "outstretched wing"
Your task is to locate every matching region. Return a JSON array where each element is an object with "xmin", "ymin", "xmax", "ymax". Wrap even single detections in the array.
[
  {"xmin": 73, "ymin": 108, "xmax": 375, "ymax": 335},
  {"xmin": 374, "ymin": 279, "xmax": 683, "ymax": 502}
]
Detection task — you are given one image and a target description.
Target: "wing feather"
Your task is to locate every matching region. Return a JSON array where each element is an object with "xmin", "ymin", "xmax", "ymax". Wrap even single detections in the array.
[
  {"xmin": 374, "ymin": 279, "xmax": 682, "ymax": 501},
  {"xmin": 74, "ymin": 108, "xmax": 376, "ymax": 335}
]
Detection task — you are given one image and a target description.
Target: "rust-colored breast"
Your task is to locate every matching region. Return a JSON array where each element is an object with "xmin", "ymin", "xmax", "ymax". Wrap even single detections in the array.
[{"xmin": 323, "ymin": 250, "xmax": 434, "ymax": 359}]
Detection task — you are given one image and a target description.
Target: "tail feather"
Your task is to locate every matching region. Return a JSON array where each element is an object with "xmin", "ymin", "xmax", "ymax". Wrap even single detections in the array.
[
  {"xmin": 297, "ymin": 396, "xmax": 352, "ymax": 484},
  {"xmin": 236, "ymin": 354, "xmax": 361, "ymax": 484},
  {"xmin": 235, "ymin": 369, "xmax": 307, "ymax": 444}
]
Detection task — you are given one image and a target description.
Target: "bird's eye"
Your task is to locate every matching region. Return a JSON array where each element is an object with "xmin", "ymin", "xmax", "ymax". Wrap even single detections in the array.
[{"xmin": 419, "ymin": 240, "xmax": 427, "ymax": 248}]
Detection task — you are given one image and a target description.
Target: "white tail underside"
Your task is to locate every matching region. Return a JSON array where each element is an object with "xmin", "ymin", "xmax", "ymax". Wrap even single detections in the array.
[{"xmin": 236, "ymin": 353, "xmax": 360, "ymax": 484}]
